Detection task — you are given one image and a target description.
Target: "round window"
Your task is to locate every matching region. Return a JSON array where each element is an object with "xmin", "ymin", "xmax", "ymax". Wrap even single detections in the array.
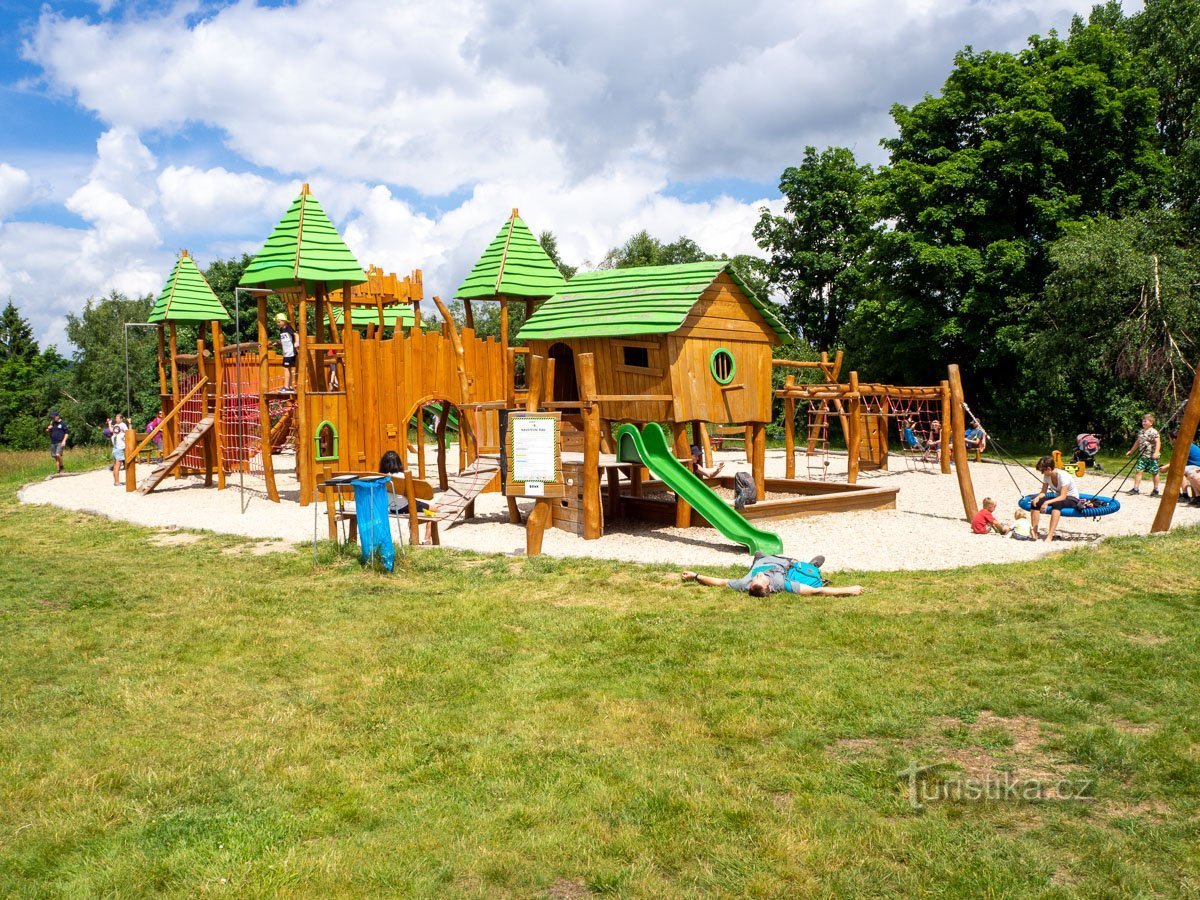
[{"xmin": 709, "ymin": 348, "xmax": 736, "ymax": 385}]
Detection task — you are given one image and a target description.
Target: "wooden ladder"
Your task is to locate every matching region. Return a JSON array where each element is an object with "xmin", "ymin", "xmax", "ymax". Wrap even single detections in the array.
[
  {"xmin": 426, "ymin": 455, "xmax": 501, "ymax": 526},
  {"xmin": 138, "ymin": 415, "xmax": 214, "ymax": 495}
]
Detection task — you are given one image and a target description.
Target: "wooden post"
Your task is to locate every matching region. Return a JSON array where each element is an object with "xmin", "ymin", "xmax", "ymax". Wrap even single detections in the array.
[
  {"xmin": 751, "ymin": 422, "xmax": 766, "ymax": 500},
  {"xmin": 431, "ymin": 295, "xmax": 477, "ymax": 460},
  {"xmin": 196, "ymin": 334, "xmax": 214, "ymax": 486},
  {"xmin": 211, "ymin": 321, "xmax": 226, "ymax": 489},
  {"xmin": 1152, "ymin": 361, "xmax": 1200, "ymax": 533},
  {"xmin": 297, "ymin": 296, "xmax": 311, "ymax": 504},
  {"xmin": 947, "ymin": 364, "xmax": 978, "ymax": 520},
  {"xmin": 578, "ymin": 353, "xmax": 601, "ymax": 540},
  {"xmin": 168, "ymin": 322, "xmax": 180, "ymax": 467},
  {"xmin": 499, "ymin": 297, "xmax": 510, "ymax": 363},
  {"xmin": 698, "ymin": 421, "xmax": 714, "ymax": 468},
  {"xmin": 256, "ymin": 296, "xmax": 279, "ymax": 502},
  {"xmin": 525, "ymin": 495, "xmax": 552, "ymax": 556},
  {"xmin": 671, "ymin": 422, "xmax": 692, "ymax": 527},
  {"xmin": 847, "ymin": 371, "xmax": 862, "ymax": 485},
  {"xmin": 939, "ymin": 380, "xmax": 952, "ymax": 475},
  {"xmin": 784, "ymin": 375, "xmax": 796, "ymax": 479},
  {"xmin": 879, "ymin": 395, "xmax": 891, "ymax": 472},
  {"xmin": 435, "ymin": 404, "xmax": 449, "ymax": 491},
  {"xmin": 124, "ymin": 429, "xmax": 138, "ymax": 493}
]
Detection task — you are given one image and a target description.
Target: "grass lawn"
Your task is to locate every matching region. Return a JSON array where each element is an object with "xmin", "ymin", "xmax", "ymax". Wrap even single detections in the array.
[{"xmin": 1, "ymin": 450, "xmax": 1198, "ymax": 897}]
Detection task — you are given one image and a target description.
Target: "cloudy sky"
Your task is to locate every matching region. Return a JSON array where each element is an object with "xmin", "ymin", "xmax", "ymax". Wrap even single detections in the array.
[{"xmin": 1, "ymin": 0, "xmax": 1108, "ymax": 347}]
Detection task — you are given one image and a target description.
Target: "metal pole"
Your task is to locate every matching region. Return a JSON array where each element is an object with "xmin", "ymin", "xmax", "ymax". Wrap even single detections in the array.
[{"xmin": 124, "ymin": 323, "xmax": 156, "ymax": 419}]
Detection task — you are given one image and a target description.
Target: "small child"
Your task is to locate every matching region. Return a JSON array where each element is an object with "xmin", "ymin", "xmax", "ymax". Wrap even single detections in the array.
[
  {"xmin": 1126, "ymin": 413, "xmax": 1161, "ymax": 495},
  {"xmin": 970, "ymin": 497, "xmax": 1010, "ymax": 535},
  {"xmin": 689, "ymin": 443, "xmax": 724, "ymax": 479},
  {"xmin": 1010, "ymin": 509, "xmax": 1033, "ymax": 541}
]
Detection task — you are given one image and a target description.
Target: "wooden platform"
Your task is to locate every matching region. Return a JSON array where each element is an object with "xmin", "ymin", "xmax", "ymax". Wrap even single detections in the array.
[{"xmin": 617, "ymin": 475, "xmax": 897, "ymax": 528}]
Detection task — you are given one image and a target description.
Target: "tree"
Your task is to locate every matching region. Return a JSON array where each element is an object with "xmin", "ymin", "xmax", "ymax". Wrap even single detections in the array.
[
  {"xmin": 1035, "ymin": 211, "xmax": 1200, "ymax": 437},
  {"xmin": 202, "ymin": 253, "xmax": 258, "ymax": 343},
  {"xmin": 847, "ymin": 8, "xmax": 1167, "ymax": 428},
  {"xmin": 753, "ymin": 146, "xmax": 876, "ymax": 348},
  {"xmin": 65, "ymin": 291, "xmax": 158, "ymax": 440},
  {"xmin": 0, "ymin": 302, "xmax": 44, "ymax": 445},
  {"xmin": 1130, "ymin": 0, "xmax": 1200, "ymax": 233},
  {"xmin": 600, "ymin": 230, "xmax": 716, "ymax": 269},
  {"xmin": 537, "ymin": 231, "xmax": 578, "ymax": 279}
]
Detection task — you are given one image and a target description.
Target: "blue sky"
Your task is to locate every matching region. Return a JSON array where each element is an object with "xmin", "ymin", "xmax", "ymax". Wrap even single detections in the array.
[{"xmin": 0, "ymin": 0, "xmax": 1104, "ymax": 347}]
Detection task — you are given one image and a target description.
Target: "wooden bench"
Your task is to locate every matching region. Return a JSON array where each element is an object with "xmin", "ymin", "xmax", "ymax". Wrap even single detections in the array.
[{"xmin": 320, "ymin": 472, "xmax": 438, "ymax": 547}]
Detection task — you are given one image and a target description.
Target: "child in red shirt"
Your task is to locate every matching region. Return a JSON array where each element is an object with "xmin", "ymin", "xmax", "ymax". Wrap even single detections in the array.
[{"xmin": 971, "ymin": 498, "xmax": 1010, "ymax": 535}]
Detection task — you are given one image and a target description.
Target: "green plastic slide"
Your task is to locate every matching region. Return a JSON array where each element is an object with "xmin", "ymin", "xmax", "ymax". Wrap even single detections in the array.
[
  {"xmin": 412, "ymin": 402, "xmax": 459, "ymax": 437},
  {"xmin": 616, "ymin": 423, "xmax": 783, "ymax": 556}
]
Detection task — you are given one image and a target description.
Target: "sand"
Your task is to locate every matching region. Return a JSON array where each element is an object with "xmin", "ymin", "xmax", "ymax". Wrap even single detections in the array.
[{"xmin": 18, "ymin": 446, "xmax": 1198, "ymax": 572}]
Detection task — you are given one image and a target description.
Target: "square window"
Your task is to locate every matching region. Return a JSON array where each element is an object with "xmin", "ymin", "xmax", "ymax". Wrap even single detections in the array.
[{"xmin": 622, "ymin": 346, "xmax": 650, "ymax": 368}]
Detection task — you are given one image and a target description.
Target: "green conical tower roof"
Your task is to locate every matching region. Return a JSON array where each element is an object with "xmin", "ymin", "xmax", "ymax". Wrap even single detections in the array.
[
  {"xmin": 148, "ymin": 250, "xmax": 229, "ymax": 323},
  {"xmin": 455, "ymin": 209, "xmax": 567, "ymax": 299},
  {"xmin": 239, "ymin": 184, "xmax": 367, "ymax": 290}
]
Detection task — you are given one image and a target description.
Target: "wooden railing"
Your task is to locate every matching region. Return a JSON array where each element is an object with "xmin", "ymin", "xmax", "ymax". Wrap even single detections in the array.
[{"xmin": 128, "ymin": 377, "xmax": 209, "ymax": 460}]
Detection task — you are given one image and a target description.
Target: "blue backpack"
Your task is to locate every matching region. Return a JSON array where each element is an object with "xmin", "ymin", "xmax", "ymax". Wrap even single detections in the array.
[{"xmin": 784, "ymin": 560, "xmax": 826, "ymax": 589}]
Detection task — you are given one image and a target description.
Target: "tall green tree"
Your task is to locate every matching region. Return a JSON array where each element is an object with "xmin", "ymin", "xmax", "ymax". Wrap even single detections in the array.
[
  {"xmin": 847, "ymin": 8, "xmax": 1167, "ymax": 422},
  {"xmin": 1130, "ymin": 0, "xmax": 1200, "ymax": 233},
  {"xmin": 537, "ymin": 231, "xmax": 578, "ymax": 279},
  {"xmin": 753, "ymin": 146, "xmax": 876, "ymax": 348},
  {"xmin": 0, "ymin": 302, "xmax": 44, "ymax": 446},
  {"xmin": 1035, "ymin": 211, "xmax": 1200, "ymax": 436}
]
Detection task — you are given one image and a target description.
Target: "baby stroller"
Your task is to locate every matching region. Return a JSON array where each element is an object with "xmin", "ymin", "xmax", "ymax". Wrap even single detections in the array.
[{"xmin": 1071, "ymin": 433, "xmax": 1103, "ymax": 471}]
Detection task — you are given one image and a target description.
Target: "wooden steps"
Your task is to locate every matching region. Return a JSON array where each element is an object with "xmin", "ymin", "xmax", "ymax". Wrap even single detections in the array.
[{"xmin": 138, "ymin": 416, "xmax": 214, "ymax": 495}]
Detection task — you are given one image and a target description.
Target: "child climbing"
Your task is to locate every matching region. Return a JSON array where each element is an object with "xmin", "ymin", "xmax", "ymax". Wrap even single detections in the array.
[
  {"xmin": 1126, "ymin": 413, "xmax": 1161, "ymax": 496},
  {"xmin": 970, "ymin": 498, "xmax": 1010, "ymax": 535},
  {"xmin": 276, "ymin": 313, "xmax": 298, "ymax": 393}
]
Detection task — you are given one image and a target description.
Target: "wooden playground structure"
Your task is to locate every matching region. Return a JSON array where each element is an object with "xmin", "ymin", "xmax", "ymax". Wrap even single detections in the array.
[{"xmin": 119, "ymin": 189, "xmax": 1200, "ymax": 552}]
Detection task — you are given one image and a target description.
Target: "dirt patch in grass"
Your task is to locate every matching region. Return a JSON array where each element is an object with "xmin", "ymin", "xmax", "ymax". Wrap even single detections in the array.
[
  {"xmin": 221, "ymin": 540, "xmax": 295, "ymax": 556},
  {"xmin": 1109, "ymin": 718, "xmax": 1157, "ymax": 736},
  {"xmin": 1125, "ymin": 632, "xmax": 1171, "ymax": 646},
  {"xmin": 546, "ymin": 877, "xmax": 593, "ymax": 899},
  {"xmin": 833, "ymin": 710, "xmax": 1078, "ymax": 782},
  {"xmin": 148, "ymin": 531, "xmax": 203, "ymax": 547}
]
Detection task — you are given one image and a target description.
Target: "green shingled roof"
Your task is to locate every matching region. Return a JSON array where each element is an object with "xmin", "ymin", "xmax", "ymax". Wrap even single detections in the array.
[
  {"xmin": 148, "ymin": 252, "xmax": 229, "ymax": 323},
  {"xmin": 327, "ymin": 304, "xmax": 415, "ymax": 329},
  {"xmin": 515, "ymin": 261, "xmax": 790, "ymax": 342},
  {"xmin": 239, "ymin": 187, "xmax": 367, "ymax": 290},
  {"xmin": 455, "ymin": 211, "xmax": 566, "ymax": 299}
]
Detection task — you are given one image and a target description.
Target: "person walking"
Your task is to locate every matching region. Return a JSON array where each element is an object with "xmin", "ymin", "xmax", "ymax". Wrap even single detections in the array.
[{"xmin": 46, "ymin": 412, "xmax": 69, "ymax": 473}]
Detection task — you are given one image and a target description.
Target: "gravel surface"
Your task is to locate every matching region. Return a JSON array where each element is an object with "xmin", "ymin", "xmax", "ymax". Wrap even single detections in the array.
[{"xmin": 19, "ymin": 446, "xmax": 1198, "ymax": 572}]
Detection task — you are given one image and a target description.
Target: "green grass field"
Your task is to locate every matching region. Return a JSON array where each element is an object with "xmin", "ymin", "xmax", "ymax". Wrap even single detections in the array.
[{"xmin": 1, "ymin": 450, "xmax": 1198, "ymax": 897}]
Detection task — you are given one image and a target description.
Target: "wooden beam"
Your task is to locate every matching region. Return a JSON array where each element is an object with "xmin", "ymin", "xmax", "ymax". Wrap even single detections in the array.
[
  {"xmin": 671, "ymin": 422, "xmax": 692, "ymax": 527},
  {"xmin": 1152, "ymin": 360, "xmax": 1200, "ymax": 533},
  {"xmin": 939, "ymin": 379, "xmax": 952, "ymax": 475},
  {"xmin": 947, "ymin": 364, "xmax": 978, "ymax": 520},
  {"xmin": 211, "ymin": 321, "xmax": 225, "ymax": 490},
  {"xmin": 577, "ymin": 352, "xmax": 602, "ymax": 540},
  {"xmin": 784, "ymin": 375, "xmax": 796, "ymax": 479},
  {"xmin": 256, "ymin": 296, "xmax": 279, "ymax": 502},
  {"xmin": 847, "ymin": 371, "xmax": 861, "ymax": 485},
  {"xmin": 751, "ymin": 422, "xmax": 766, "ymax": 500}
]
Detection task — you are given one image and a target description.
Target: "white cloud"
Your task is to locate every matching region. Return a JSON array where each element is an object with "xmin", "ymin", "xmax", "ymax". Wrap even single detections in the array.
[
  {"xmin": 157, "ymin": 165, "xmax": 296, "ymax": 233},
  {"xmin": 8, "ymin": 0, "xmax": 1108, "ymax": 346},
  {"xmin": 0, "ymin": 164, "xmax": 35, "ymax": 222}
]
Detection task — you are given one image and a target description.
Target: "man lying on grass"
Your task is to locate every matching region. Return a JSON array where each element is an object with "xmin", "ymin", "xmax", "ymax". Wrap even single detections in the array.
[{"xmin": 682, "ymin": 554, "xmax": 865, "ymax": 597}]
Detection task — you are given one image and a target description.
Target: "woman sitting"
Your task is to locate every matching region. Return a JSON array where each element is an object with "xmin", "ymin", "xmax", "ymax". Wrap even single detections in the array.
[{"xmin": 379, "ymin": 451, "xmax": 433, "ymax": 544}]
